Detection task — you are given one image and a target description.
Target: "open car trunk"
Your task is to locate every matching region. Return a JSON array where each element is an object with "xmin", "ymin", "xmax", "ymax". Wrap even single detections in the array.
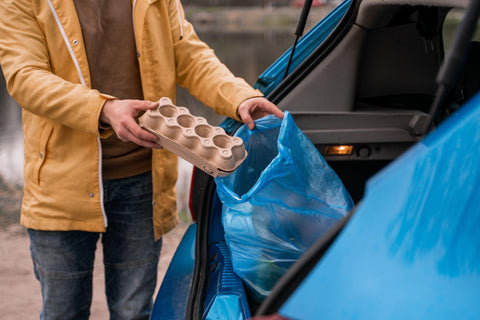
[{"xmin": 152, "ymin": 0, "xmax": 480, "ymax": 318}]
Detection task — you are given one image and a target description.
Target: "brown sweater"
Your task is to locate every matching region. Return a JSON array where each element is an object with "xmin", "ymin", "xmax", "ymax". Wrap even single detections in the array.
[{"xmin": 74, "ymin": 0, "xmax": 152, "ymax": 179}]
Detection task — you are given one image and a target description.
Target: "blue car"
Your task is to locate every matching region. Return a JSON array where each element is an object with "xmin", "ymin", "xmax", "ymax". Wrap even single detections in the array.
[{"xmin": 152, "ymin": 0, "xmax": 480, "ymax": 319}]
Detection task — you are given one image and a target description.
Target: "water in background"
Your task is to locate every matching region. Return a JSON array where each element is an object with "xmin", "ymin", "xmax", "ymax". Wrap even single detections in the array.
[
  {"xmin": 0, "ymin": 77, "xmax": 24, "ymax": 227},
  {"xmin": 0, "ymin": 78, "xmax": 23, "ymax": 185}
]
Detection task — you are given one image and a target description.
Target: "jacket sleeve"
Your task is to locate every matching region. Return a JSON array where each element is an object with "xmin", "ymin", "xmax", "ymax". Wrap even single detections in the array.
[
  {"xmin": 168, "ymin": 0, "xmax": 264, "ymax": 121},
  {"xmin": 0, "ymin": 0, "xmax": 112, "ymax": 137}
]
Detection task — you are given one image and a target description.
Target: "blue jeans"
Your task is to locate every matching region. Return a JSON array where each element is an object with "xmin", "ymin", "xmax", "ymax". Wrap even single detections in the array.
[{"xmin": 28, "ymin": 171, "xmax": 162, "ymax": 320}]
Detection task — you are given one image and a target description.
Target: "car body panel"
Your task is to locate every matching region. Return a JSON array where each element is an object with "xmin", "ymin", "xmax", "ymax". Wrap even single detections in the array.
[
  {"xmin": 203, "ymin": 242, "xmax": 251, "ymax": 320},
  {"xmin": 279, "ymin": 92, "xmax": 480, "ymax": 319},
  {"xmin": 153, "ymin": 0, "xmax": 480, "ymax": 318},
  {"xmin": 202, "ymin": 192, "xmax": 251, "ymax": 319},
  {"xmin": 151, "ymin": 224, "xmax": 196, "ymax": 320}
]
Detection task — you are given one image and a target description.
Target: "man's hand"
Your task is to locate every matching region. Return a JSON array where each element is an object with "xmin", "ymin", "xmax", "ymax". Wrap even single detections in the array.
[
  {"xmin": 100, "ymin": 99, "xmax": 161, "ymax": 148},
  {"xmin": 237, "ymin": 97, "xmax": 284, "ymax": 130}
]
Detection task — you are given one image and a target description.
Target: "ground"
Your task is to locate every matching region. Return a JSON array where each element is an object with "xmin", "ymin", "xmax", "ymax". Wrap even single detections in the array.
[{"xmin": 0, "ymin": 221, "xmax": 189, "ymax": 319}]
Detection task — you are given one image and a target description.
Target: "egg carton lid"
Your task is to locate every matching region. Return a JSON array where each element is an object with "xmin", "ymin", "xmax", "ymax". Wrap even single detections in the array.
[{"xmin": 139, "ymin": 97, "xmax": 247, "ymax": 177}]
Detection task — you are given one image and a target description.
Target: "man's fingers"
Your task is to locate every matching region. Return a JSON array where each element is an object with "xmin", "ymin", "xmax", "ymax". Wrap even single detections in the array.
[
  {"xmin": 254, "ymin": 100, "xmax": 284, "ymax": 119},
  {"xmin": 240, "ymin": 112, "xmax": 255, "ymax": 130},
  {"xmin": 127, "ymin": 118, "xmax": 157, "ymax": 141},
  {"xmin": 238, "ymin": 97, "xmax": 284, "ymax": 130},
  {"xmin": 133, "ymin": 100, "xmax": 159, "ymax": 113},
  {"xmin": 267, "ymin": 102, "xmax": 284, "ymax": 119},
  {"xmin": 116, "ymin": 118, "xmax": 162, "ymax": 149},
  {"xmin": 122, "ymin": 129, "xmax": 162, "ymax": 149}
]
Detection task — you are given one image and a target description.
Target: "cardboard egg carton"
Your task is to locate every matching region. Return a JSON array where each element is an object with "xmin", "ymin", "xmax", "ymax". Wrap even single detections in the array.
[{"xmin": 139, "ymin": 97, "xmax": 247, "ymax": 177}]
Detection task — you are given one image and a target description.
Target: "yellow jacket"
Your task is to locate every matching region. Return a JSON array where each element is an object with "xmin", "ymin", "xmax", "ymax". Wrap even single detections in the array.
[{"xmin": 0, "ymin": 0, "xmax": 262, "ymax": 239}]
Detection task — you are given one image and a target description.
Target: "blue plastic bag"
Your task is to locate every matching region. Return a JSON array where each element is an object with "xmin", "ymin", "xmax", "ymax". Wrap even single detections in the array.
[{"xmin": 215, "ymin": 112, "xmax": 354, "ymax": 303}]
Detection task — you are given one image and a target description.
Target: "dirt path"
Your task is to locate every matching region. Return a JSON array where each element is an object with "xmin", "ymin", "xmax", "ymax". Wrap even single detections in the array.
[{"xmin": 0, "ymin": 222, "xmax": 190, "ymax": 319}]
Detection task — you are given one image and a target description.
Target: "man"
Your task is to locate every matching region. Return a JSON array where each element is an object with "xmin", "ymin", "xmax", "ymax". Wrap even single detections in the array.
[{"xmin": 0, "ymin": 0, "xmax": 283, "ymax": 319}]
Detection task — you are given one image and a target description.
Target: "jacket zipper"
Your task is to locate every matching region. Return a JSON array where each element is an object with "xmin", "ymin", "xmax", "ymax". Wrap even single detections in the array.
[
  {"xmin": 174, "ymin": 0, "xmax": 184, "ymax": 40},
  {"xmin": 132, "ymin": 0, "xmax": 139, "ymax": 56},
  {"xmin": 47, "ymin": 0, "xmax": 108, "ymax": 227}
]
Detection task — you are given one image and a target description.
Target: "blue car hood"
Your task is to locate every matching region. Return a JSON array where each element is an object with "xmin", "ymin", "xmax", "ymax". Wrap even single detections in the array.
[{"xmin": 279, "ymin": 92, "xmax": 480, "ymax": 319}]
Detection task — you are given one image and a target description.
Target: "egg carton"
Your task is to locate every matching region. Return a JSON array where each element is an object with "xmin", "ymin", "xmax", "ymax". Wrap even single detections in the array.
[{"xmin": 139, "ymin": 97, "xmax": 247, "ymax": 177}]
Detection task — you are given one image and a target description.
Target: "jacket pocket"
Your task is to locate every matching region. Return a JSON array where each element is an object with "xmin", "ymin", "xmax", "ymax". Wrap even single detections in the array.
[{"xmin": 33, "ymin": 122, "xmax": 54, "ymax": 185}]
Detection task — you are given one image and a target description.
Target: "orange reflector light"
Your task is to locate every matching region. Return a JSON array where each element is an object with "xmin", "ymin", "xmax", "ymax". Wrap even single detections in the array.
[{"xmin": 324, "ymin": 145, "xmax": 354, "ymax": 155}]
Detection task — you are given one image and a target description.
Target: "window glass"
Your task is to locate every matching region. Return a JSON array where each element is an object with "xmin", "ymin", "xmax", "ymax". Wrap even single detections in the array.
[
  {"xmin": 442, "ymin": 8, "xmax": 480, "ymax": 107},
  {"xmin": 443, "ymin": 8, "xmax": 480, "ymax": 51}
]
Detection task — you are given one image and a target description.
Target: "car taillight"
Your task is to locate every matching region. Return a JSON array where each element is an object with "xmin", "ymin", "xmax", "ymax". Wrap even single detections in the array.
[{"xmin": 324, "ymin": 144, "xmax": 354, "ymax": 155}]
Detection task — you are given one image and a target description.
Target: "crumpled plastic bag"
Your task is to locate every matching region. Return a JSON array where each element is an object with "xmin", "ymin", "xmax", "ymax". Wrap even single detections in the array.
[{"xmin": 215, "ymin": 112, "xmax": 354, "ymax": 303}]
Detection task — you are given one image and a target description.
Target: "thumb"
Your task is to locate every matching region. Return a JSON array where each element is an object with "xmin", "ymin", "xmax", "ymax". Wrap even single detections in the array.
[
  {"xmin": 244, "ymin": 116, "xmax": 255, "ymax": 130},
  {"xmin": 238, "ymin": 108, "xmax": 255, "ymax": 130}
]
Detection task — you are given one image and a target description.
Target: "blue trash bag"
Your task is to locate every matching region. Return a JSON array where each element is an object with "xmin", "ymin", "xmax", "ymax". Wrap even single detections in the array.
[{"xmin": 215, "ymin": 112, "xmax": 354, "ymax": 303}]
